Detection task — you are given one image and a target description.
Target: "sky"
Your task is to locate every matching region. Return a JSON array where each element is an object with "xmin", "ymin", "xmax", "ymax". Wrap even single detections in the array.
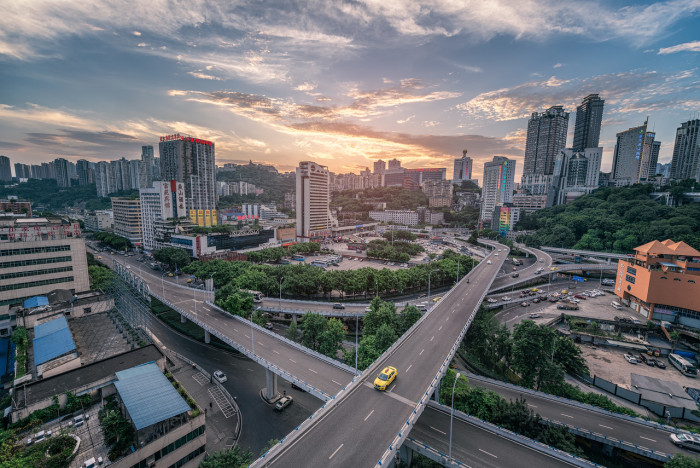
[{"xmin": 1, "ymin": 0, "xmax": 700, "ymax": 183}]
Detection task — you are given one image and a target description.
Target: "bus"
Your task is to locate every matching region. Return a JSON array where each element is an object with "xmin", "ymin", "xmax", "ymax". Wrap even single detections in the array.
[
  {"xmin": 291, "ymin": 255, "xmax": 305, "ymax": 261},
  {"xmin": 669, "ymin": 353, "xmax": 697, "ymax": 377},
  {"xmin": 311, "ymin": 260, "xmax": 330, "ymax": 268},
  {"xmin": 348, "ymin": 242, "xmax": 366, "ymax": 251},
  {"xmin": 241, "ymin": 290, "xmax": 265, "ymax": 303}
]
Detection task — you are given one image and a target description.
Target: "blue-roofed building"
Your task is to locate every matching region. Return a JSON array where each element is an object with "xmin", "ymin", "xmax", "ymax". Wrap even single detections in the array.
[
  {"xmin": 110, "ymin": 362, "xmax": 206, "ymax": 468},
  {"xmin": 32, "ymin": 316, "xmax": 79, "ymax": 378},
  {"xmin": 23, "ymin": 296, "xmax": 49, "ymax": 309}
]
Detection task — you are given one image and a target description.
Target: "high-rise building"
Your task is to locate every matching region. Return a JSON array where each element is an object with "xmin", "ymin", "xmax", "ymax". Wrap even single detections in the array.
[
  {"xmin": 373, "ymin": 160, "xmax": 386, "ymax": 174},
  {"xmin": 611, "ymin": 120, "xmax": 660, "ymax": 185},
  {"xmin": 656, "ymin": 162, "xmax": 672, "ymax": 178},
  {"xmin": 0, "ymin": 156, "xmax": 11, "ymax": 181},
  {"xmin": 95, "ymin": 162, "xmax": 111, "ymax": 198},
  {"xmin": 296, "ymin": 161, "xmax": 330, "ymax": 240},
  {"xmin": 141, "ymin": 145, "xmax": 155, "ymax": 186},
  {"xmin": 111, "ymin": 197, "xmax": 142, "ymax": 244},
  {"xmin": 548, "ymin": 148, "xmax": 602, "ymax": 206},
  {"xmin": 404, "ymin": 168, "xmax": 446, "ymax": 188},
  {"xmin": 0, "ymin": 218, "xmax": 89, "ymax": 306},
  {"xmin": 480, "ymin": 156, "xmax": 516, "ymax": 224},
  {"xmin": 572, "ymin": 94, "xmax": 605, "ymax": 152},
  {"xmin": 129, "ymin": 159, "xmax": 143, "ymax": 189},
  {"xmin": 453, "ymin": 150, "xmax": 473, "ymax": 184},
  {"xmin": 523, "ymin": 106, "xmax": 569, "ymax": 176},
  {"xmin": 13, "ymin": 163, "xmax": 30, "ymax": 179},
  {"xmin": 53, "ymin": 158, "xmax": 71, "ymax": 188},
  {"xmin": 422, "ymin": 180, "xmax": 454, "ymax": 207},
  {"xmin": 159, "ymin": 133, "xmax": 216, "ymax": 211},
  {"xmin": 670, "ymin": 119, "xmax": 700, "ymax": 182},
  {"xmin": 139, "ymin": 180, "xmax": 185, "ymax": 250},
  {"xmin": 76, "ymin": 159, "xmax": 93, "ymax": 185},
  {"xmin": 387, "ymin": 159, "xmax": 401, "ymax": 170}
]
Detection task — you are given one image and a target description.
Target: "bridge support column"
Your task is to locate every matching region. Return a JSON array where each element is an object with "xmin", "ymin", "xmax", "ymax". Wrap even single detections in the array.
[
  {"xmin": 265, "ymin": 369, "xmax": 278, "ymax": 401},
  {"xmin": 180, "ymin": 314, "xmax": 187, "ymax": 324},
  {"xmin": 204, "ymin": 330, "xmax": 211, "ymax": 344},
  {"xmin": 292, "ymin": 313, "xmax": 297, "ymax": 324},
  {"xmin": 397, "ymin": 444, "xmax": 413, "ymax": 467},
  {"xmin": 433, "ymin": 378, "xmax": 441, "ymax": 402}
]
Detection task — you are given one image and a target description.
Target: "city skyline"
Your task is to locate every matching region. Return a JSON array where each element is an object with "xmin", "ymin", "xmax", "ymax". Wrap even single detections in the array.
[{"xmin": 1, "ymin": 1, "xmax": 700, "ymax": 182}]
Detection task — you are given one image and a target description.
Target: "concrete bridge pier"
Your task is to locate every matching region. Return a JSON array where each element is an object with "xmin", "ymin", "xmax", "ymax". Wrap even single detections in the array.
[
  {"xmin": 397, "ymin": 444, "xmax": 413, "ymax": 467},
  {"xmin": 265, "ymin": 369, "xmax": 279, "ymax": 401},
  {"xmin": 180, "ymin": 314, "xmax": 187, "ymax": 324},
  {"xmin": 204, "ymin": 330, "xmax": 211, "ymax": 344},
  {"xmin": 433, "ymin": 378, "xmax": 441, "ymax": 402}
]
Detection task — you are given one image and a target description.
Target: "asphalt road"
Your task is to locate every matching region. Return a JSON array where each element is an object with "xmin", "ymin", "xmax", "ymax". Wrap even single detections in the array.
[
  {"xmin": 490, "ymin": 246, "xmax": 552, "ymax": 291},
  {"xmin": 147, "ymin": 312, "xmax": 323, "ymax": 454},
  {"xmin": 466, "ymin": 374, "xmax": 684, "ymax": 457},
  {"xmin": 413, "ymin": 405, "xmax": 583, "ymax": 467},
  {"xmin": 257, "ymin": 246, "xmax": 509, "ymax": 467}
]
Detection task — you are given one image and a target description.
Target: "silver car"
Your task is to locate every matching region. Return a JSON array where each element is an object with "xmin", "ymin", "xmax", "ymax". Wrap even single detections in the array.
[{"xmin": 670, "ymin": 433, "xmax": 700, "ymax": 452}]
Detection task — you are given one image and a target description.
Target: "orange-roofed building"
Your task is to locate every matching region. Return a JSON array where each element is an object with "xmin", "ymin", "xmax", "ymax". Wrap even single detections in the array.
[{"xmin": 615, "ymin": 239, "xmax": 700, "ymax": 328}]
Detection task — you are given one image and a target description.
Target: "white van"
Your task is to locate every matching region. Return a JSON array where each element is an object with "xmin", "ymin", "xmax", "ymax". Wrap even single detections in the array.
[
  {"xmin": 416, "ymin": 303, "xmax": 428, "ymax": 312},
  {"xmin": 611, "ymin": 301, "xmax": 622, "ymax": 310}
]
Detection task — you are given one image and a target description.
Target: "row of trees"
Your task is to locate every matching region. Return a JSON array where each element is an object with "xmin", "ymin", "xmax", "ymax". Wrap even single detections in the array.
[
  {"xmin": 183, "ymin": 249, "xmax": 475, "ymax": 300},
  {"xmin": 366, "ymin": 239, "xmax": 423, "ymax": 262},
  {"xmin": 93, "ymin": 231, "xmax": 133, "ymax": 251},
  {"xmin": 439, "ymin": 371, "xmax": 581, "ymax": 455},
  {"xmin": 153, "ymin": 247, "xmax": 191, "ymax": 271},
  {"xmin": 464, "ymin": 308, "xmax": 638, "ymax": 416},
  {"xmin": 245, "ymin": 242, "xmax": 321, "ymax": 263},
  {"xmin": 517, "ymin": 182, "xmax": 700, "ymax": 252}
]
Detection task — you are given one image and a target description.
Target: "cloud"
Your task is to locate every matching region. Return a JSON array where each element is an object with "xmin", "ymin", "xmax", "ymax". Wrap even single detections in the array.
[
  {"xmin": 188, "ymin": 71, "xmax": 222, "ymax": 81},
  {"xmin": 132, "ymin": 31, "xmax": 141, "ymax": 36},
  {"xmin": 0, "ymin": 141, "xmax": 25, "ymax": 150},
  {"xmin": 137, "ymin": 42, "xmax": 147, "ymax": 47},
  {"xmin": 658, "ymin": 40, "xmax": 700, "ymax": 54},
  {"xmin": 553, "ymin": 63, "xmax": 563, "ymax": 68},
  {"xmin": 457, "ymin": 69, "xmax": 698, "ymax": 121},
  {"xmin": 295, "ymin": 82, "xmax": 317, "ymax": 91},
  {"xmin": 397, "ymin": 115, "xmax": 415, "ymax": 124}
]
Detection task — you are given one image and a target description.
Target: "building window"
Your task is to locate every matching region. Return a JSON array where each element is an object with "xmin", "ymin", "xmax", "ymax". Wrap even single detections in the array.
[
  {"xmin": 0, "ymin": 266, "xmax": 73, "ymax": 281},
  {"xmin": 0, "ymin": 245, "xmax": 71, "ymax": 257},
  {"xmin": 660, "ymin": 276, "xmax": 667, "ymax": 279},
  {"xmin": 0, "ymin": 276, "xmax": 74, "ymax": 292},
  {"xmin": 626, "ymin": 266, "xmax": 637, "ymax": 276},
  {"xmin": 674, "ymin": 278, "xmax": 681, "ymax": 281},
  {"xmin": 625, "ymin": 275, "xmax": 636, "ymax": 284},
  {"xmin": 689, "ymin": 280, "xmax": 696, "ymax": 284},
  {"xmin": 0, "ymin": 256, "xmax": 72, "ymax": 269}
]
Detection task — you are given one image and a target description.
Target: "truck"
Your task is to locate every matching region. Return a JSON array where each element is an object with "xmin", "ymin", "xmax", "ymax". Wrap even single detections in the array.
[{"xmin": 557, "ymin": 303, "xmax": 579, "ymax": 311}]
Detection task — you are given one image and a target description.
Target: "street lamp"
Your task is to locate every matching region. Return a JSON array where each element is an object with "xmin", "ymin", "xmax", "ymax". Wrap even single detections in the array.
[
  {"xmin": 456, "ymin": 258, "xmax": 461, "ymax": 284},
  {"xmin": 355, "ymin": 314, "xmax": 359, "ymax": 373},
  {"xmin": 160, "ymin": 271, "xmax": 168, "ymax": 298},
  {"xmin": 279, "ymin": 276, "xmax": 285, "ymax": 313},
  {"xmin": 428, "ymin": 268, "xmax": 440, "ymax": 303},
  {"xmin": 449, "ymin": 372, "xmax": 461, "ymax": 460}
]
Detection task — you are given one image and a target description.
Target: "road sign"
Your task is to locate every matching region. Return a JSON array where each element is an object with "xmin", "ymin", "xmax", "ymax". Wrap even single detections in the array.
[{"xmin": 572, "ymin": 275, "xmax": 585, "ymax": 283}]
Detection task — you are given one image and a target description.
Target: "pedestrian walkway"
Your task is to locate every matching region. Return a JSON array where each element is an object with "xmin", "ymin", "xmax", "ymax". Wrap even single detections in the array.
[{"xmin": 169, "ymin": 356, "xmax": 241, "ymax": 453}]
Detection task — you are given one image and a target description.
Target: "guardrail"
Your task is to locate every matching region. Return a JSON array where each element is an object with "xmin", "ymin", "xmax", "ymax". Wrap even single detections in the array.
[
  {"xmin": 464, "ymin": 373, "xmax": 685, "ymax": 435},
  {"xmin": 375, "ymin": 247, "xmax": 509, "ymax": 467},
  {"xmin": 543, "ymin": 418, "xmax": 671, "ymax": 462},
  {"xmin": 406, "ymin": 400, "xmax": 602, "ymax": 467}
]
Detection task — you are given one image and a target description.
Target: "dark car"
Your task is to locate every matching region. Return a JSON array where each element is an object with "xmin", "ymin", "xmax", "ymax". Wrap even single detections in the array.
[
  {"xmin": 332, "ymin": 303, "xmax": 345, "ymax": 309},
  {"xmin": 653, "ymin": 359, "xmax": 666, "ymax": 369},
  {"xmin": 638, "ymin": 353, "xmax": 655, "ymax": 366},
  {"xmin": 512, "ymin": 273, "xmax": 519, "ymax": 278}
]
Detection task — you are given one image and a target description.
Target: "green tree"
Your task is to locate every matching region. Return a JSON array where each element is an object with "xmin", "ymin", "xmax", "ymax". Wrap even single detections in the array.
[
  {"xmin": 217, "ymin": 290, "xmax": 255, "ymax": 318},
  {"xmin": 511, "ymin": 321, "xmax": 564, "ymax": 391},
  {"xmin": 666, "ymin": 454, "xmax": 700, "ymax": 468},
  {"xmin": 200, "ymin": 447, "xmax": 254, "ymax": 468},
  {"xmin": 287, "ymin": 320, "xmax": 300, "ymax": 342},
  {"xmin": 363, "ymin": 302, "xmax": 397, "ymax": 336},
  {"xmin": 318, "ymin": 318, "xmax": 345, "ymax": 358},
  {"xmin": 397, "ymin": 305, "xmax": 422, "ymax": 335},
  {"xmin": 88, "ymin": 265, "xmax": 116, "ymax": 290},
  {"xmin": 153, "ymin": 247, "xmax": 191, "ymax": 271},
  {"xmin": 300, "ymin": 313, "xmax": 328, "ymax": 351},
  {"xmin": 374, "ymin": 323, "xmax": 398, "ymax": 354}
]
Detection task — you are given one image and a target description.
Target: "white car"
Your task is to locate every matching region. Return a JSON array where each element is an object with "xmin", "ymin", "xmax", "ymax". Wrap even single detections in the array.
[
  {"xmin": 487, "ymin": 260, "xmax": 492, "ymax": 265},
  {"xmin": 670, "ymin": 433, "xmax": 700, "ymax": 452},
  {"xmin": 495, "ymin": 253, "xmax": 499, "ymax": 256},
  {"xmin": 213, "ymin": 370, "xmax": 227, "ymax": 383},
  {"xmin": 623, "ymin": 354, "xmax": 638, "ymax": 364},
  {"xmin": 275, "ymin": 395, "xmax": 293, "ymax": 411}
]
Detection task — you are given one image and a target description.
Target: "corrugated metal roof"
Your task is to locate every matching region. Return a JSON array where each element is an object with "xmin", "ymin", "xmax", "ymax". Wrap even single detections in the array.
[
  {"xmin": 34, "ymin": 316, "xmax": 69, "ymax": 339},
  {"xmin": 33, "ymin": 327, "xmax": 76, "ymax": 366},
  {"xmin": 23, "ymin": 296, "xmax": 49, "ymax": 309},
  {"xmin": 114, "ymin": 363, "xmax": 190, "ymax": 430}
]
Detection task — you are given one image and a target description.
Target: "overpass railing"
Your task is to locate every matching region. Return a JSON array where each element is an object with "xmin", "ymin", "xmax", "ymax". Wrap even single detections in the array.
[{"xmin": 406, "ymin": 400, "xmax": 602, "ymax": 467}]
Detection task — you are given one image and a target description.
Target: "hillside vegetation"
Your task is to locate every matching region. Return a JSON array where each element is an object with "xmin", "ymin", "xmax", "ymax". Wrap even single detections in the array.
[{"xmin": 517, "ymin": 182, "xmax": 700, "ymax": 252}]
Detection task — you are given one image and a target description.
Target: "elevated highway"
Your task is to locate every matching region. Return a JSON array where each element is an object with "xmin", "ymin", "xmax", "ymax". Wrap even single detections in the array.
[{"xmin": 540, "ymin": 246, "xmax": 628, "ymax": 262}]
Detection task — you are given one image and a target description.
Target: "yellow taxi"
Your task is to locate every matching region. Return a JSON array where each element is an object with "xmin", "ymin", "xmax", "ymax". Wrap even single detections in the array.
[
  {"xmin": 97, "ymin": 256, "xmax": 102, "ymax": 259},
  {"xmin": 373, "ymin": 366, "xmax": 397, "ymax": 391},
  {"xmin": 550, "ymin": 267, "xmax": 558, "ymax": 271},
  {"xmin": 186, "ymin": 278, "xmax": 194, "ymax": 283},
  {"xmin": 168, "ymin": 273, "xmax": 174, "ymax": 277},
  {"xmin": 432, "ymin": 296, "xmax": 442, "ymax": 302}
]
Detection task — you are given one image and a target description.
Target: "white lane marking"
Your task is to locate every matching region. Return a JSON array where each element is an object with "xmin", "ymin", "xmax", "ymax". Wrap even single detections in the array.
[
  {"xmin": 244, "ymin": 334, "xmax": 250, "ymax": 339},
  {"xmin": 273, "ymin": 350, "xmax": 280, "ymax": 354},
  {"xmin": 364, "ymin": 410, "xmax": 374, "ymax": 421},
  {"xmin": 560, "ymin": 413, "xmax": 574, "ymax": 418},
  {"xmin": 309, "ymin": 368, "xmax": 318, "ymax": 374},
  {"xmin": 430, "ymin": 426, "xmax": 447, "ymax": 435},
  {"xmin": 258, "ymin": 341, "xmax": 264, "ymax": 346},
  {"xmin": 234, "ymin": 328, "xmax": 239, "ymax": 332},
  {"xmin": 329, "ymin": 444, "xmax": 344, "ymax": 460},
  {"xmin": 406, "ymin": 365, "xmax": 412, "ymax": 372},
  {"xmin": 479, "ymin": 449, "xmax": 498, "ymax": 458},
  {"xmin": 527, "ymin": 404, "xmax": 537, "ymax": 408},
  {"xmin": 640, "ymin": 436, "xmax": 656, "ymax": 442},
  {"xmin": 438, "ymin": 326, "xmax": 443, "ymax": 331},
  {"xmin": 430, "ymin": 336, "xmax": 434, "ymax": 342},
  {"xmin": 289, "ymin": 358, "xmax": 297, "ymax": 363},
  {"xmin": 599, "ymin": 424, "xmax": 614, "ymax": 430},
  {"xmin": 332, "ymin": 380, "xmax": 343, "ymax": 386},
  {"xmin": 419, "ymin": 349, "xmax": 424, "ymax": 356},
  {"xmin": 445, "ymin": 317, "xmax": 449, "ymax": 322}
]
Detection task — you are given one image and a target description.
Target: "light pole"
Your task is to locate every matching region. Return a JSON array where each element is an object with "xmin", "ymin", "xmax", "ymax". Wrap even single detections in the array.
[
  {"xmin": 161, "ymin": 271, "xmax": 168, "ymax": 298},
  {"xmin": 428, "ymin": 268, "xmax": 439, "ymax": 303},
  {"xmin": 456, "ymin": 258, "xmax": 461, "ymax": 284},
  {"xmin": 193, "ymin": 285, "xmax": 197, "ymax": 316},
  {"xmin": 449, "ymin": 372, "xmax": 461, "ymax": 460},
  {"xmin": 279, "ymin": 276, "xmax": 284, "ymax": 313},
  {"xmin": 355, "ymin": 314, "xmax": 359, "ymax": 373}
]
